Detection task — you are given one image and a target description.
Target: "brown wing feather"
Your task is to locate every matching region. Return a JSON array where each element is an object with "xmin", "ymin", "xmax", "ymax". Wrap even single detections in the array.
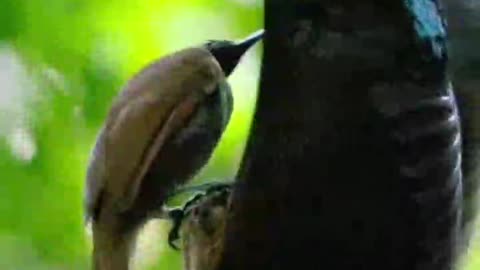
[
  {"xmin": 84, "ymin": 94, "xmax": 174, "ymax": 222},
  {"xmin": 84, "ymin": 126, "xmax": 108, "ymax": 223},
  {"xmin": 115, "ymin": 92, "xmax": 204, "ymax": 212}
]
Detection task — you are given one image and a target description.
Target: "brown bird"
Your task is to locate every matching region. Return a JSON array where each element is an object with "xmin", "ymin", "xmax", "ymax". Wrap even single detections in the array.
[{"xmin": 84, "ymin": 29, "xmax": 264, "ymax": 270}]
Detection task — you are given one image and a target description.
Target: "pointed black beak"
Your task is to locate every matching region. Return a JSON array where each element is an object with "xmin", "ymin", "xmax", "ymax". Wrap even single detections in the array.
[
  {"xmin": 209, "ymin": 29, "xmax": 264, "ymax": 77},
  {"xmin": 234, "ymin": 29, "xmax": 265, "ymax": 55}
]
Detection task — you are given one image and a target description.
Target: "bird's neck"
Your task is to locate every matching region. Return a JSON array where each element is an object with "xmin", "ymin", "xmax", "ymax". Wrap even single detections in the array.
[{"xmin": 92, "ymin": 221, "xmax": 139, "ymax": 270}]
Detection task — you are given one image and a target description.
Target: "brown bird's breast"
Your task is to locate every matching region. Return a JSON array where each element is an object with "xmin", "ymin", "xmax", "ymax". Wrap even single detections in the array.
[{"xmin": 126, "ymin": 78, "xmax": 233, "ymax": 222}]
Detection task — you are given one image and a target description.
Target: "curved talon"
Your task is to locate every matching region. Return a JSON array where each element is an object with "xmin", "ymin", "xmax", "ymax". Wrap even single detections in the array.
[
  {"xmin": 167, "ymin": 208, "xmax": 185, "ymax": 250},
  {"xmin": 184, "ymin": 193, "xmax": 207, "ymax": 213}
]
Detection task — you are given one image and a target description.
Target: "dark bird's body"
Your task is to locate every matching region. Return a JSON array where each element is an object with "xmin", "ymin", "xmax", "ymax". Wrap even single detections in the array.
[
  {"xmin": 84, "ymin": 31, "xmax": 263, "ymax": 270},
  {"xmin": 215, "ymin": 2, "xmax": 478, "ymax": 270}
]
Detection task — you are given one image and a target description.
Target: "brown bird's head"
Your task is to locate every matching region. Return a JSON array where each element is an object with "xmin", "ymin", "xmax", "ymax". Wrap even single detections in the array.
[{"xmin": 203, "ymin": 29, "xmax": 264, "ymax": 77}]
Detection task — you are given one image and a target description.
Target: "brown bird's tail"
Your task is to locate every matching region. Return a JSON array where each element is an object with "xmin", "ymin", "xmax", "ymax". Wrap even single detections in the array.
[{"xmin": 91, "ymin": 220, "xmax": 139, "ymax": 270}]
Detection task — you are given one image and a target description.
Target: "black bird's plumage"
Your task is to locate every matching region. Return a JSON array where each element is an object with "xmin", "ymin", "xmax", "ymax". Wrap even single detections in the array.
[{"xmin": 216, "ymin": 2, "xmax": 476, "ymax": 270}]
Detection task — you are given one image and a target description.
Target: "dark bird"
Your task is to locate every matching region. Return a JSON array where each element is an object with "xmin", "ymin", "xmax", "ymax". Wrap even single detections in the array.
[
  {"xmin": 210, "ymin": 2, "xmax": 478, "ymax": 270},
  {"xmin": 83, "ymin": 29, "xmax": 264, "ymax": 270}
]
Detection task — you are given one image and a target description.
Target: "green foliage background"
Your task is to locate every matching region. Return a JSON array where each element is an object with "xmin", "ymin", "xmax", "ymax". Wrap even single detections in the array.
[
  {"xmin": 0, "ymin": 1, "xmax": 477, "ymax": 270},
  {"xmin": 0, "ymin": 1, "xmax": 261, "ymax": 269}
]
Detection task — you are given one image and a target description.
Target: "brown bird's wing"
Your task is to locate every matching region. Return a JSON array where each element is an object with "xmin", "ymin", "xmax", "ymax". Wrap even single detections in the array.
[
  {"xmin": 84, "ymin": 94, "xmax": 168, "ymax": 223},
  {"xmin": 84, "ymin": 90, "xmax": 206, "ymax": 222},
  {"xmin": 115, "ymin": 91, "xmax": 204, "ymax": 212},
  {"xmin": 84, "ymin": 126, "xmax": 108, "ymax": 223}
]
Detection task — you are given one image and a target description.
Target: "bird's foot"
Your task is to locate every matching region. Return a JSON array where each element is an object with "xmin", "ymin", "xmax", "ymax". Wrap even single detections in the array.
[{"xmin": 167, "ymin": 182, "xmax": 232, "ymax": 250}]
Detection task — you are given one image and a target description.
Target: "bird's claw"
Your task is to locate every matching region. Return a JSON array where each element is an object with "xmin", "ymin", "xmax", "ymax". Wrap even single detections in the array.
[
  {"xmin": 166, "ymin": 183, "xmax": 232, "ymax": 250},
  {"xmin": 167, "ymin": 208, "xmax": 184, "ymax": 250}
]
